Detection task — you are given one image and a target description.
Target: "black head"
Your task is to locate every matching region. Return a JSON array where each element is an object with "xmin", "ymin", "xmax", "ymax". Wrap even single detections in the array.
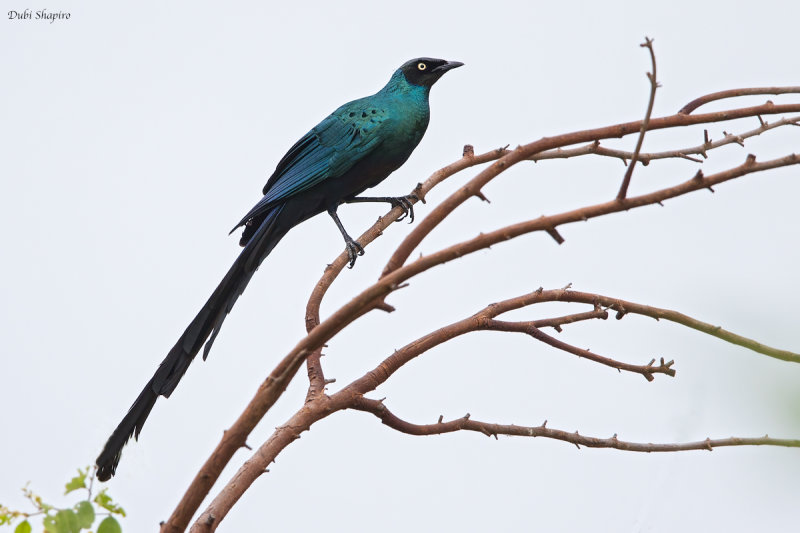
[{"xmin": 399, "ymin": 57, "xmax": 464, "ymax": 87}]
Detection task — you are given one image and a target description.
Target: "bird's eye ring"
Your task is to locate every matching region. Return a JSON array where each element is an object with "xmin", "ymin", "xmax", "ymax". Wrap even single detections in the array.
[{"xmin": 417, "ymin": 62, "xmax": 427, "ymax": 71}]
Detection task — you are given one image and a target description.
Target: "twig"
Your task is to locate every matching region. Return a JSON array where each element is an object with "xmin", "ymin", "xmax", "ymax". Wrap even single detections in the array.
[
  {"xmin": 679, "ymin": 86, "xmax": 800, "ymax": 115},
  {"xmin": 530, "ymin": 115, "xmax": 800, "ymax": 165},
  {"xmin": 352, "ymin": 397, "xmax": 800, "ymax": 451},
  {"xmin": 381, "ymin": 100, "xmax": 800, "ymax": 277},
  {"xmin": 166, "ymin": 114, "xmax": 800, "ymax": 533},
  {"xmin": 618, "ymin": 37, "xmax": 659, "ymax": 200},
  {"xmin": 483, "ymin": 319, "xmax": 675, "ymax": 381}
]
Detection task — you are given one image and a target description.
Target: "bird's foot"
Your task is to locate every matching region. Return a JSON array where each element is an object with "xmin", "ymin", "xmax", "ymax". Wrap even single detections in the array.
[
  {"xmin": 345, "ymin": 238, "xmax": 365, "ymax": 268},
  {"xmin": 389, "ymin": 194, "xmax": 419, "ymax": 223}
]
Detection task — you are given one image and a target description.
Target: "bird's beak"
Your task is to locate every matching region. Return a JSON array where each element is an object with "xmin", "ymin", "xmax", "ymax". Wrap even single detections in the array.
[{"xmin": 432, "ymin": 61, "xmax": 464, "ymax": 74}]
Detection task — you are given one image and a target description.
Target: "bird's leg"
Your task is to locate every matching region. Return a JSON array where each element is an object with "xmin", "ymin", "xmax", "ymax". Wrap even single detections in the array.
[
  {"xmin": 346, "ymin": 193, "xmax": 419, "ymax": 223},
  {"xmin": 327, "ymin": 206, "xmax": 364, "ymax": 268}
]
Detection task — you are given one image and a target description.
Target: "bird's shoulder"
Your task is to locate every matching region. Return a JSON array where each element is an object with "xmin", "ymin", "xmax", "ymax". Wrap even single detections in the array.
[
  {"xmin": 322, "ymin": 96, "xmax": 396, "ymax": 140},
  {"xmin": 257, "ymin": 98, "xmax": 391, "ymax": 198}
]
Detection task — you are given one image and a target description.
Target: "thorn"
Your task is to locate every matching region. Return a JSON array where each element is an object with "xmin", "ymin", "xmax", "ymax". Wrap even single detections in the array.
[
  {"xmin": 413, "ymin": 183, "xmax": 427, "ymax": 203},
  {"xmin": 703, "ymin": 129, "xmax": 710, "ymax": 145},
  {"xmin": 462, "ymin": 144, "xmax": 475, "ymax": 158},
  {"xmin": 474, "ymin": 190, "xmax": 490, "ymax": 203},
  {"xmin": 553, "ymin": 325, "xmax": 563, "ymax": 333},
  {"xmin": 535, "ymin": 287, "xmax": 544, "ymax": 294},
  {"xmin": 323, "ymin": 378, "xmax": 336, "ymax": 385},
  {"xmin": 693, "ymin": 169, "xmax": 704, "ymax": 181},
  {"xmin": 438, "ymin": 415, "xmax": 443, "ymax": 424},
  {"xmin": 745, "ymin": 153, "xmax": 757, "ymax": 165},
  {"xmin": 540, "ymin": 419, "xmax": 548, "ymax": 428},
  {"xmin": 463, "ymin": 413, "xmax": 471, "ymax": 420},
  {"xmin": 242, "ymin": 442, "xmax": 253, "ymax": 450},
  {"xmin": 757, "ymin": 115, "xmax": 766, "ymax": 127},
  {"xmin": 678, "ymin": 153, "xmax": 703, "ymax": 163},
  {"xmin": 374, "ymin": 301, "xmax": 395, "ymax": 313},
  {"xmin": 561, "ymin": 282, "xmax": 573, "ymax": 290},
  {"xmin": 546, "ymin": 227, "xmax": 565, "ymax": 244},
  {"xmin": 657, "ymin": 201, "xmax": 664, "ymax": 206}
]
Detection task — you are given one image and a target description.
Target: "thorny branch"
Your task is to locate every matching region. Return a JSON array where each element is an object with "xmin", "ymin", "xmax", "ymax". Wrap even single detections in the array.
[
  {"xmin": 158, "ymin": 45, "xmax": 800, "ymax": 532},
  {"xmin": 617, "ymin": 37, "xmax": 659, "ymax": 200},
  {"xmin": 352, "ymin": 397, "xmax": 800, "ymax": 451}
]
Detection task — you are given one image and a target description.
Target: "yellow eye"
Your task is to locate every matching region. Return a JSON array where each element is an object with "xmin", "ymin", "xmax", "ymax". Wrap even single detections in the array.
[{"xmin": 417, "ymin": 62, "xmax": 427, "ymax": 71}]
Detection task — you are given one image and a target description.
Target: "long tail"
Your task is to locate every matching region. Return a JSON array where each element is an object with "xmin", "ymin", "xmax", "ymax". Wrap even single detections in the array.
[{"xmin": 96, "ymin": 204, "xmax": 287, "ymax": 481}]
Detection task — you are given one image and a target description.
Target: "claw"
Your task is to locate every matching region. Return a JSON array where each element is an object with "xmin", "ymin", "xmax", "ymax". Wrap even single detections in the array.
[
  {"xmin": 345, "ymin": 238, "xmax": 365, "ymax": 268},
  {"xmin": 391, "ymin": 194, "xmax": 418, "ymax": 224}
]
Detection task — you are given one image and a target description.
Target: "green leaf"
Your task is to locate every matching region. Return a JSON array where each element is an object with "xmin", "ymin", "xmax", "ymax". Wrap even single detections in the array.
[
  {"xmin": 14, "ymin": 520, "xmax": 33, "ymax": 533},
  {"xmin": 64, "ymin": 469, "xmax": 88, "ymax": 495},
  {"xmin": 74, "ymin": 501, "xmax": 95, "ymax": 529},
  {"xmin": 55, "ymin": 509, "xmax": 80, "ymax": 533},
  {"xmin": 93, "ymin": 490, "xmax": 126, "ymax": 517},
  {"xmin": 96, "ymin": 516, "xmax": 122, "ymax": 533},
  {"xmin": 43, "ymin": 515, "xmax": 59, "ymax": 533}
]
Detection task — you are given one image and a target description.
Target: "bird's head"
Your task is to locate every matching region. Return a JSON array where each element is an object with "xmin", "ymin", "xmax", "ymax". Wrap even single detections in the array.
[{"xmin": 399, "ymin": 57, "xmax": 464, "ymax": 88}]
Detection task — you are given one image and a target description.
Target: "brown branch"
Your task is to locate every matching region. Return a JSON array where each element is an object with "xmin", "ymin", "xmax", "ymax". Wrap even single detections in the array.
[
  {"xmin": 352, "ymin": 397, "xmax": 800, "ymax": 450},
  {"xmin": 541, "ymin": 289, "xmax": 800, "ymax": 363},
  {"xmin": 190, "ymin": 283, "xmax": 800, "ymax": 528},
  {"xmin": 381, "ymin": 100, "xmax": 800, "ymax": 277},
  {"xmin": 604, "ymin": 115, "xmax": 798, "ymax": 162},
  {"xmin": 679, "ymin": 86, "xmax": 800, "ymax": 114},
  {"xmin": 170, "ymin": 150, "xmax": 800, "ymax": 533},
  {"xmin": 529, "ymin": 114, "xmax": 800, "ymax": 165},
  {"xmin": 167, "ymin": 112, "xmax": 800, "ymax": 532},
  {"xmin": 484, "ymin": 319, "xmax": 675, "ymax": 381},
  {"xmin": 190, "ymin": 394, "xmax": 353, "ymax": 532},
  {"xmin": 162, "ymin": 145, "xmax": 506, "ymax": 532},
  {"xmin": 518, "ymin": 307, "xmax": 608, "ymax": 332},
  {"xmin": 376, "ymin": 153, "xmax": 800, "ymax": 313},
  {"xmin": 618, "ymin": 37, "xmax": 658, "ymax": 200},
  {"xmin": 348, "ymin": 287, "xmax": 798, "ymax": 398}
]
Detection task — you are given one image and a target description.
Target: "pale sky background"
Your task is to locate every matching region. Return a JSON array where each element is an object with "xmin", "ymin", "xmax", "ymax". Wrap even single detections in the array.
[{"xmin": 2, "ymin": 1, "xmax": 799, "ymax": 531}]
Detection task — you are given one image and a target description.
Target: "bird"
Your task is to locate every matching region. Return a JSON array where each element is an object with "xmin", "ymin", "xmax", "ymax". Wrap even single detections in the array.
[{"xmin": 95, "ymin": 57, "xmax": 463, "ymax": 481}]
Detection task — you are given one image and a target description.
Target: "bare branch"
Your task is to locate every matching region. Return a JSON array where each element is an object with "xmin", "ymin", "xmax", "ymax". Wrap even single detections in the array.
[
  {"xmin": 531, "ymin": 115, "xmax": 800, "ymax": 166},
  {"xmin": 352, "ymin": 397, "xmax": 800, "ymax": 451},
  {"xmin": 618, "ymin": 37, "xmax": 658, "ymax": 200},
  {"xmin": 483, "ymin": 319, "xmax": 675, "ymax": 381},
  {"xmin": 679, "ymin": 86, "xmax": 800, "ymax": 114},
  {"xmin": 168, "ymin": 98, "xmax": 800, "ymax": 531},
  {"xmin": 382, "ymin": 101, "xmax": 800, "ymax": 277},
  {"xmin": 347, "ymin": 287, "xmax": 798, "ymax": 398}
]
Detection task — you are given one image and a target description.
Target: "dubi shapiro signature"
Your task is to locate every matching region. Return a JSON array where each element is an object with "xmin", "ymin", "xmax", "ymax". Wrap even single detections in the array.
[{"xmin": 8, "ymin": 9, "xmax": 71, "ymax": 23}]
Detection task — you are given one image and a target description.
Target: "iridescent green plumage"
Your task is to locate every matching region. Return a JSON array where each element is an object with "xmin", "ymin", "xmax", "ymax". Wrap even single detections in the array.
[{"xmin": 96, "ymin": 57, "xmax": 462, "ymax": 481}]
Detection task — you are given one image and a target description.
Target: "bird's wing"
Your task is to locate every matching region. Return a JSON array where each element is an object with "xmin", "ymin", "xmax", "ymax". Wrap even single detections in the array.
[{"xmin": 231, "ymin": 104, "xmax": 389, "ymax": 231}]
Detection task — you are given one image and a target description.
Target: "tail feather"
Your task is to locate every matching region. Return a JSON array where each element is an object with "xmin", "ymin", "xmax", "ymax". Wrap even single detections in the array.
[{"xmin": 95, "ymin": 204, "xmax": 287, "ymax": 481}]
